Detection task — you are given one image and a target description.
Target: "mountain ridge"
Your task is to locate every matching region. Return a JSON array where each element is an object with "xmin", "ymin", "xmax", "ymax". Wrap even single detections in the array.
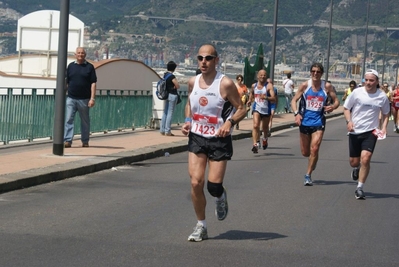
[{"xmin": 0, "ymin": 0, "xmax": 398, "ymax": 73}]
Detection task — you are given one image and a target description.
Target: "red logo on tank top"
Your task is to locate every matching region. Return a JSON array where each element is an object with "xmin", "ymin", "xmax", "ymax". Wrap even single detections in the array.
[{"xmin": 199, "ymin": 97, "xmax": 208, "ymax": 106}]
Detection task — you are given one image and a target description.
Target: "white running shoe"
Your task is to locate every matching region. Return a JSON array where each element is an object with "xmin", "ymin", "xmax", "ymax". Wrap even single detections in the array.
[{"xmin": 188, "ymin": 223, "xmax": 208, "ymax": 242}]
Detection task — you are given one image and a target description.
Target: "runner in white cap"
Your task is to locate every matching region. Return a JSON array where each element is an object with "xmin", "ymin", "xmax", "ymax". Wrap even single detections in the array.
[{"xmin": 343, "ymin": 69, "xmax": 390, "ymax": 199}]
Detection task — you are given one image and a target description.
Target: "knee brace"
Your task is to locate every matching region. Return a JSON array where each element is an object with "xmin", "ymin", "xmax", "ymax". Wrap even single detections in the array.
[{"xmin": 207, "ymin": 181, "xmax": 224, "ymax": 198}]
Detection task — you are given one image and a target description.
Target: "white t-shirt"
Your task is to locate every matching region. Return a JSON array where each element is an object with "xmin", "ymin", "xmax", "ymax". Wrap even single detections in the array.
[
  {"xmin": 344, "ymin": 87, "xmax": 390, "ymax": 134},
  {"xmin": 283, "ymin": 78, "xmax": 294, "ymax": 94}
]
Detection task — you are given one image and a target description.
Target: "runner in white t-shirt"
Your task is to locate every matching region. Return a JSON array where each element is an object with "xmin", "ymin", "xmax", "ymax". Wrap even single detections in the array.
[{"xmin": 343, "ymin": 69, "xmax": 390, "ymax": 200}]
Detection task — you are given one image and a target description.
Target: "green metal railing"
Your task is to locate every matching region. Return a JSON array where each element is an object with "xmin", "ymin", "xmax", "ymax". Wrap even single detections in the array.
[
  {"xmin": 0, "ymin": 88, "xmax": 189, "ymax": 144},
  {"xmin": 0, "ymin": 87, "xmax": 341, "ymax": 145}
]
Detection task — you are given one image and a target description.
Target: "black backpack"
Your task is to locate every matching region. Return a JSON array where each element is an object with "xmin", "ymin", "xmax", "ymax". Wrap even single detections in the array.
[{"xmin": 156, "ymin": 73, "xmax": 173, "ymax": 100}]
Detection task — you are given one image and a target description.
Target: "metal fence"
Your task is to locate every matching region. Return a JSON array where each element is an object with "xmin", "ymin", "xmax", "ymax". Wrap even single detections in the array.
[
  {"xmin": 0, "ymin": 87, "xmax": 342, "ymax": 145},
  {"xmin": 0, "ymin": 88, "xmax": 189, "ymax": 144}
]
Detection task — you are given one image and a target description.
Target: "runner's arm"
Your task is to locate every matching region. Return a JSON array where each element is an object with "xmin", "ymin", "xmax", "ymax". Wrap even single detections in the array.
[
  {"xmin": 291, "ymin": 81, "xmax": 306, "ymax": 113},
  {"xmin": 266, "ymin": 83, "xmax": 276, "ymax": 103},
  {"xmin": 324, "ymin": 83, "xmax": 340, "ymax": 113},
  {"xmin": 217, "ymin": 78, "xmax": 247, "ymax": 137},
  {"xmin": 181, "ymin": 77, "xmax": 195, "ymax": 136}
]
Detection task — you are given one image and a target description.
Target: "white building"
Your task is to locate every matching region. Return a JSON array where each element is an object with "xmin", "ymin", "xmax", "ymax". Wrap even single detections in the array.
[{"xmin": 0, "ymin": 10, "xmax": 160, "ymax": 91}]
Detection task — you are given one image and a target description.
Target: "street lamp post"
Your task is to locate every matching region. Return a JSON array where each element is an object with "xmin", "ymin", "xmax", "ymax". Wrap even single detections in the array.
[
  {"xmin": 325, "ymin": 0, "xmax": 333, "ymax": 82},
  {"xmin": 269, "ymin": 0, "xmax": 279, "ymax": 82},
  {"xmin": 53, "ymin": 0, "xmax": 70, "ymax": 156},
  {"xmin": 361, "ymin": 0, "xmax": 370, "ymax": 79},
  {"xmin": 396, "ymin": 46, "xmax": 399, "ymax": 86},
  {"xmin": 381, "ymin": 28, "xmax": 388, "ymax": 84}
]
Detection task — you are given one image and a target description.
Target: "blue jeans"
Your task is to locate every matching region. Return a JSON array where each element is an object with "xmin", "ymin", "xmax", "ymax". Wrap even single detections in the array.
[
  {"xmin": 160, "ymin": 93, "xmax": 178, "ymax": 134},
  {"xmin": 284, "ymin": 93, "xmax": 293, "ymax": 112},
  {"xmin": 64, "ymin": 97, "xmax": 90, "ymax": 144}
]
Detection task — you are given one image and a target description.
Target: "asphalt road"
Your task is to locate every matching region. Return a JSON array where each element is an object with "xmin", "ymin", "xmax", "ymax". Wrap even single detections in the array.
[{"xmin": 0, "ymin": 117, "xmax": 398, "ymax": 267}]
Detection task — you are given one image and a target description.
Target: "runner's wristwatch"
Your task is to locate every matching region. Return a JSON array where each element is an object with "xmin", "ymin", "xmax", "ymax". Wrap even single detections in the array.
[
  {"xmin": 228, "ymin": 118, "xmax": 236, "ymax": 126},
  {"xmin": 294, "ymin": 111, "xmax": 299, "ymax": 116}
]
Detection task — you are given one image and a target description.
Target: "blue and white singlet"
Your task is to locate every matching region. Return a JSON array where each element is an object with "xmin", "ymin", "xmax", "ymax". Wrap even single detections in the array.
[
  {"xmin": 252, "ymin": 82, "xmax": 270, "ymax": 115},
  {"xmin": 300, "ymin": 80, "xmax": 327, "ymax": 127}
]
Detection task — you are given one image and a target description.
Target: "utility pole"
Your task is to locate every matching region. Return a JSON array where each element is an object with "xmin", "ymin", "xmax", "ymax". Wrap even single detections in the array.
[
  {"xmin": 325, "ymin": 0, "xmax": 333, "ymax": 82},
  {"xmin": 396, "ymin": 44, "xmax": 399, "ymax": 86},
  {"xmin": 381, "ymin": 28, "xmax": 388, "ymax": 84},
  {"xmin": 361, "ymin": 0, "xmax": 370, "ymax": 80},
  {"xmin": 53, "ymin": 0, "xmax": 70, "ymax": 156},
  {"xmin": 269, "ymin": 0, "xmax": 279, "ymax": 82}
]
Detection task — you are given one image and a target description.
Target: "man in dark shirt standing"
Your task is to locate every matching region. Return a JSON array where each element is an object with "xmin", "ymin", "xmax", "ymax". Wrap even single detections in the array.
[{"xmin": 64, "ymin": 47, "xmax": 97, "ymax": 148}]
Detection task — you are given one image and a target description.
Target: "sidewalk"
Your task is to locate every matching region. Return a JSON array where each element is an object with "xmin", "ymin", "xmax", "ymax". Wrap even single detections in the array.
[{"xmin": 0, "ymin": 107, "xmax": 344, "ymax": 194}]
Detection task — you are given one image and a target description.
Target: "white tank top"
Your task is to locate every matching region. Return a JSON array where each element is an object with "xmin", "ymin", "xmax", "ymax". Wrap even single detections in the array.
[
  {"xmin": 190, "ymin": 72, "xmax": 234, "ymax": 138},
  {"xmin": 252, "ymin": 82, "xmax": 269, "ymax": 115}
]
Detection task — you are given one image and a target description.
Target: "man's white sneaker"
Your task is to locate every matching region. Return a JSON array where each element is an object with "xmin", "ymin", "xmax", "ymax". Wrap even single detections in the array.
[{"xmin": 188, "ymin": 223, "xmax": 208, "ymax": 242}]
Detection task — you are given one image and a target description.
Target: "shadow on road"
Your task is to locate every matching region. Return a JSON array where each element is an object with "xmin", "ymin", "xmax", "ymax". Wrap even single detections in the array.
[
  {"xmin": 365, "ymin": 192, "xmax": 399, "ymax": 199},
  {"xmin": 212, "ymin": 230, "xmax": 286, "ymax": 241},
  {"xmin": 313, "ymin": 180, "xmax": 354, "ymax": 186}
]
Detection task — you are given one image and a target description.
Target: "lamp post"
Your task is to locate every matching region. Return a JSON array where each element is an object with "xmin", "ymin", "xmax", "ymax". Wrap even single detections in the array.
[
  {"xmin": 381, "ymin": 28, "xmax": 388, "ymax": 84},
  {"xmin": 325, "ymin": 0, "xmax": 333, "ymax": 82},
  {"xmin": 361, "ymin": 0, "xmax": 370, "ymax": 79},
  {"xmin": 396, "ymin": 45, "xmax": 399, "ymax": 86},
  {"xmin": 53, "ymin": 0, "xmax": 70, "ymax": 156},
  {"xmin": 269, "ymin": 0, "xmax": 279, "ymax": 82}
]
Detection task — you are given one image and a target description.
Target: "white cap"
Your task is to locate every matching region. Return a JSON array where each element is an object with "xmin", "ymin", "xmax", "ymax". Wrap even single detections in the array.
[{"xmin": 365, "ymin": 69, "xmax": 379, "ymax": 79}]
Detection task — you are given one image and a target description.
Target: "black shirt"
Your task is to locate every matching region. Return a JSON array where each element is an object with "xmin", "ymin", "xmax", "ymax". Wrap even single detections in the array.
[
  {"xmin": 164, "ymin": 72, "xmax": 177, "ymax": 95},
  {"xmin": 67, "ymin": 61, "xmax": 97, "ymax": 99}
]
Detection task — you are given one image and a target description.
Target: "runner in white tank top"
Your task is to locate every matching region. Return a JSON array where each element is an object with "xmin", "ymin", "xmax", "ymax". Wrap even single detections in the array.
[
  {"xmin": 181, "ymin": 44, "xmax": 247, "ymax": 242},
  {"xmin": 247, "ymin": 69, "xmax": 276, "ymax": 153},
  {"xmin": 190, "ymin": 72, "xmax": 234, "ymax": 138}
]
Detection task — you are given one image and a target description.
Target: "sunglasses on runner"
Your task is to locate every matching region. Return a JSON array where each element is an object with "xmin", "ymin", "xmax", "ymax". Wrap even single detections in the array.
[
  {"xmin": 311, "ymin": 70, "xmax": 322, "ymax": 74},
  {"xmin": 197, "ymin": 55, "xmax": 216, "ymax": 61}
]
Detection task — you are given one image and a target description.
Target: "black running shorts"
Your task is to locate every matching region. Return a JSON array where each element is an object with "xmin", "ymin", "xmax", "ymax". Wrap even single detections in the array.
[
  {"xmin": 299, "ymin": 125, "xmax": 325, "ymax": 135},
  {"xmin": 188, "ymin": 132, "xmax": 233, "ymax": 161},
  {"xmin": 349, "ymin": 131, "xmax": 377, "ymax": 157}
]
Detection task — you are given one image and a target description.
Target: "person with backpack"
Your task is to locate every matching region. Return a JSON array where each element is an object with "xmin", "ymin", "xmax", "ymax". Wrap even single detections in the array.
[{"xmin": 160, "ymin": 61, "xmax": 180, "ymax": 136}]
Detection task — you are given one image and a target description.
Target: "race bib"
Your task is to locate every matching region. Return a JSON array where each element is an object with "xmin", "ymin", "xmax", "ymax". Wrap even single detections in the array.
[
  {"xmin": 191, "ymin": 113, "xmax": 218, "ymax": 136},
  {"xmin": 306, "ymin": 96, "xmax": 324, "ymax": 111},
  {"xmin": 255, "ymin": 94, "xmax": 266, "ymax": 103}
]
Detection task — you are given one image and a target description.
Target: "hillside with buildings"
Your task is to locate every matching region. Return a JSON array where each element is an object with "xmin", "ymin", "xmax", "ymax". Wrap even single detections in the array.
[{"xmin": 0, "ymin": 0, "xmax": 398, "ymax": 82}]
